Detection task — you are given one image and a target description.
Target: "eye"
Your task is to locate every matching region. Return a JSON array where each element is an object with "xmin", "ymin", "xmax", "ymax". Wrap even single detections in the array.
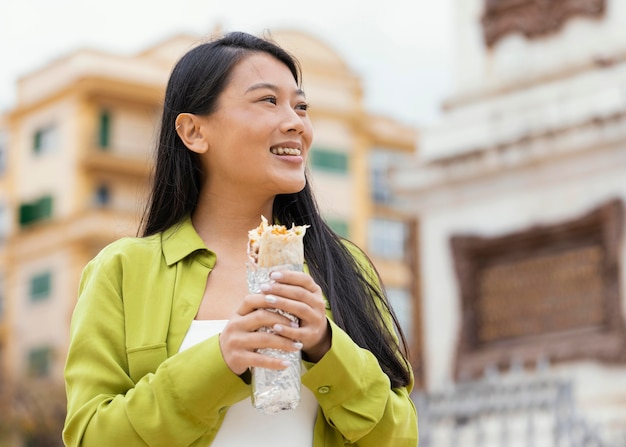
[
  {"xmin": 295, "ymin": 102, "xmax": 309, "ymax": 115},
  {"xmin": 261, "ymin": 96, "xmax": 277, "ymax": 105}
]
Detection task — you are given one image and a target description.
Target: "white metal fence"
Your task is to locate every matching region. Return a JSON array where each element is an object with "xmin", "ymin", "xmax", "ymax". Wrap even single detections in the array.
[{"xmin": 414, "ymin": 373, "xmax": 624, "ymax": 447}]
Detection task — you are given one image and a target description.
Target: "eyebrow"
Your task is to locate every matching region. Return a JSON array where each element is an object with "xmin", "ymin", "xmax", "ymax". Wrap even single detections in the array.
[{"xmin": 245, "ymin": 82, "xmax": 306, "ymax": 98}]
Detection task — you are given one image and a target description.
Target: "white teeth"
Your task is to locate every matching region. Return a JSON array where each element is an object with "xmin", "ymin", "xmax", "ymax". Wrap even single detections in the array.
[{"xmin": 270, "ymin": 147, "xmax": 301, "ymax": 156}]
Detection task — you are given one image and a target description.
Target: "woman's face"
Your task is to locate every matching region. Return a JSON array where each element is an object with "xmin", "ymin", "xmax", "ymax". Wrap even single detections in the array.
[{"xmin": 199, "ymin": 52, "xmax": 313, "ymax": 201}]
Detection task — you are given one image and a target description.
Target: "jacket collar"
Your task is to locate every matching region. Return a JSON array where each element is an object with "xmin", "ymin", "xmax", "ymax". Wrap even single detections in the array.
[{"xmin": 161, "ymin": 215, "xmax": 214, "ymax": 267}]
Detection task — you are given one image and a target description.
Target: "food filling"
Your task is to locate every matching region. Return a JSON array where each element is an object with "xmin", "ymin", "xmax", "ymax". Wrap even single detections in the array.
[{"xmin": 247, "ymin": 216, "xmax": 308, "ymax": 267}]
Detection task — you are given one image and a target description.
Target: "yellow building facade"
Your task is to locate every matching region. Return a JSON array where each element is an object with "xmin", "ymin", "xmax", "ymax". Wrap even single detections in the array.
[{"xmin": 0, "ymin": 29, "xmax": 419, "ymax": 408}]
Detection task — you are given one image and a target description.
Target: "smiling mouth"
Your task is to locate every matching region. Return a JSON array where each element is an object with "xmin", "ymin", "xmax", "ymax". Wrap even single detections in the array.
[{"xmin": 270, "ymin": 147, "xmax": 301, "ymax": 156}]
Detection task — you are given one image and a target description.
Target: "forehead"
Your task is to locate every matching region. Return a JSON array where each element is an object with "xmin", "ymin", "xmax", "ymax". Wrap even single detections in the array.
[{"xmin": 227, "ymin": 53, "xmax": 299, "ymax": 90}]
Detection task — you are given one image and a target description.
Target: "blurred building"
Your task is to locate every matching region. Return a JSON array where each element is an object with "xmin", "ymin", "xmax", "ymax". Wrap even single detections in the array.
[
  {"xmin": 0, "ymin": 27, "xmax": 420, "ymax": 442},
  {"xmin": 394, "ymin": 0, "xmax": 626, "ymax": 445}
]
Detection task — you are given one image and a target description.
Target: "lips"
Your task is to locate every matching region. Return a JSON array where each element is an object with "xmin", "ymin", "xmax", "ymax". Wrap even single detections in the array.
[{"xmin": 270, "ymin": 146, "xmax": 301, "ymax": 156}]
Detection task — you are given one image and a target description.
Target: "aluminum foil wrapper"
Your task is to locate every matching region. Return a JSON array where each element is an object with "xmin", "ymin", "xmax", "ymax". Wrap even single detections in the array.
[{"xmin": 247, "ymin": 263, "xmax": 302, "ymax": 414}]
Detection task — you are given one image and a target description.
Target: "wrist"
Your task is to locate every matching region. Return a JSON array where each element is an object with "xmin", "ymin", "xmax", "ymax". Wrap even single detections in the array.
[{"xmin": 303, "ymin": 321, "xmax": 332, "ymax": 363}]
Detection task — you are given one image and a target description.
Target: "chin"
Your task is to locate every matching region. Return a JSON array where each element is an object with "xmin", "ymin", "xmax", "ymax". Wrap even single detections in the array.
[{"xmin": 279, "ymin": 180, "xmax": 306, "ymax": 195}]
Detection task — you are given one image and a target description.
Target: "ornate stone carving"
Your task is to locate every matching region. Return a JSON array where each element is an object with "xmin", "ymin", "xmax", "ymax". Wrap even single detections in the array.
[
  {"xmin": 482, "ymin": 0, "xmax": 606, "ymax": 48},
  {"xmin": 451, "ymin": 199, "xmax": 626, "ymax": 380}
]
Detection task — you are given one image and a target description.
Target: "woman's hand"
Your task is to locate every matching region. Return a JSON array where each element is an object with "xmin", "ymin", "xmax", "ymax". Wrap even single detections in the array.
[
  {"xmin": 260, "ymin": 270, "xmax": 331, "ymax": 363},
  {"xmin": 218, "ymin": 270, "xmax": 331, "ymax": 376}
]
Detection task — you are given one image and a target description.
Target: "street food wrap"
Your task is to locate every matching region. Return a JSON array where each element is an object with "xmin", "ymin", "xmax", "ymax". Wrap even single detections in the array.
[
  {"xmin": 247, "ymin": 216, "xmax": 307, "ymax": 267},
  {"xmin": 246, "ymin": 216, "xmax": 309, "ymax": 414}
]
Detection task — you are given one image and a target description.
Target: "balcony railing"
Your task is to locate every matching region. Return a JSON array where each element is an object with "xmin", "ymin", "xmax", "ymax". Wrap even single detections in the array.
[{"xmin": 414, "ymin": 369, "xmax": 624, "ymax": 447}]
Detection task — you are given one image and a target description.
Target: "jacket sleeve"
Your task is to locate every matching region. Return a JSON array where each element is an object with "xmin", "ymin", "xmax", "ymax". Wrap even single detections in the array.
[
  {"xmin": 62, "ymin": 255, "xmax": 250, "ymax": 447},
  {"xmin": 301, "ymin": 242, "xmax": 418, "ymax": 446},
  {"xmin": 302, "ymin": 320, "xmax": 418, "ymax": 446}
]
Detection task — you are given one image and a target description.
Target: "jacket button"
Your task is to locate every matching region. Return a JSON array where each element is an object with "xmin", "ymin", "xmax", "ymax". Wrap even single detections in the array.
[{"xmin": 317, "ymin": 386, "xmax": 330, "ymax": 394}]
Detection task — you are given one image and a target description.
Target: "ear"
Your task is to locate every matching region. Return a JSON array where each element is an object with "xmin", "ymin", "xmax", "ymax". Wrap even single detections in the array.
[{"xmin": 175, "ymin": 113, "xmax": 209, "ymax": 154}]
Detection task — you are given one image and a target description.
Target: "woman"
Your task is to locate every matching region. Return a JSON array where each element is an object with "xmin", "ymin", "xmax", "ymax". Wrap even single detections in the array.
[{"xmin": 63, "ymin": 31, "xmax": 417, "ymax": 446}]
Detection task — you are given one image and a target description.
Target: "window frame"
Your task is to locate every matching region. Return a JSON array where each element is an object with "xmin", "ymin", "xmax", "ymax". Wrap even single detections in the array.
[
  {"xmin": 98, "ymin": 109, "xmax": 111, "ymax": 149},
  {"xmin": 32, "ymin": 124, "xmax": 58, "ymax": 155},
  {"xmin": 368, "ymin": 217, "xmax": 408, "ymax": 260},
  {"xmin": 18, "ymin": 195, "xmax": 53, "ymax": 227},
  {"xmin": 309, "ymin": 147, "xmax": 349, "ymax": 174},
  {"xmin": 451, "ymin": 199, "xmax": 626, "ymax": 380},
  {"xmin": 29, "ymin": 271, "xmax": 52, "ymax": 302},
  {"xmin": 27, "ymin": 346, "xmax": 53, "ymax": 377}
]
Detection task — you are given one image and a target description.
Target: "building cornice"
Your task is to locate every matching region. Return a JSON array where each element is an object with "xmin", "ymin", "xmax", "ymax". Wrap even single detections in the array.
[
  {"xmin": 443, "ymin": 46, "xmax": 626, "ymax": 113},
  {"xmin": 4, "ymin": 210, "xmax": 139, "ymax": 261},
  {"xmin": 6, "ymin": 76, "xmax": 162, "ymax": 121},
  {"xmin": 393, "ymin": 109, "xmax": 626, "ymax": 197}
]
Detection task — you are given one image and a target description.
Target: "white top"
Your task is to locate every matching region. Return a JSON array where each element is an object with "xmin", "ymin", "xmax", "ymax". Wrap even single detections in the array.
[{"xmin": 179, "ymin": 320, "xmax": 318, "ymax": 446}]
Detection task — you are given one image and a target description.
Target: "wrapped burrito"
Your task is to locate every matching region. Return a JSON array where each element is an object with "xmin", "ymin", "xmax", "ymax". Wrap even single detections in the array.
[{"xmin": 247, "ymin": 216, "xmax": 309, "ymax": 414}]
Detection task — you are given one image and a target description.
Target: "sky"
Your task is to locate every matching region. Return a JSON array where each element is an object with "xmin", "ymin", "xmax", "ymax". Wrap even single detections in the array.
[{"xmin": 0, "ymin": 0, "xmax": 456, "ymax": 127}]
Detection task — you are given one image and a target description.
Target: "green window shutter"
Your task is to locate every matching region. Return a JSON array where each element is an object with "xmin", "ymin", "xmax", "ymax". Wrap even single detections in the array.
[
  {"xmin": 33, "ymin": 129, "xmax": 43, "ymax": 154},
  {"xmin": 99, "ymin": 110, "xmax": 111, "ymax": 149},
  {"xmin": 19, "ymin": 203, "xmax": 36, "ymax": 226},
  {"xmin": 310, "ymin": 148, "xmax": 348, "ymax": 173},
  {"xmin": 37, "ymin": 195, "xmax": 53, "ymax": 219},
  {"xmin": 28, "ymin": 347, "xmax": 52, "ymax": 377},
  {"xmin": 18, "ymin": 195, "xmax": 53, "ymax": 227},
  {"xmin": 326, "ymin": 218, "xmax": 350, "ymax": 238},
  {"xmin": 30, "ymin": 271, "xmax": 51, "ymax": 301}
]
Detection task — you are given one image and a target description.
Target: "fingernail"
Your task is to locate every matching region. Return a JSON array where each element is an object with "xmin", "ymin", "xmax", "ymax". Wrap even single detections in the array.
[
  {"xmin": 273, "ymin": 324, "xmax": 283, "ymax": 332},
  {"xmin": 265, "ymin": 295, "xmax": 277, "ymax": 304},
  {"xmin": 259, "ymin": 283, "xmax": 270, "ymax": 292},
  {"xmin": 293, "ymin": 342, "xmax": 303, "ymax": 350},
  {"xmin": 270, "ymin": 271, "xmax": 283, "ymax": 280},
  {"xmin": 290, "ymin": 321, "xmax": 299, "ymax": 328},
  {"xmin": 281, "ymin": 360, "xmax": 292, "ymax": 368}
]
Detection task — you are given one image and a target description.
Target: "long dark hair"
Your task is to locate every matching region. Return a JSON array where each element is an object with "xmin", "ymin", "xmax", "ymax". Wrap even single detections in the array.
[{"xmin": 140, "ymin": 31, "xmax": 412, "ymax": 388}]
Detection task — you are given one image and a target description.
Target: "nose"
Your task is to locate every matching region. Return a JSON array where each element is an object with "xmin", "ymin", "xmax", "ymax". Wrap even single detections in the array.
[{"xmin": 280, "ymin": 106, "xmax": 306, "ymax": 134}]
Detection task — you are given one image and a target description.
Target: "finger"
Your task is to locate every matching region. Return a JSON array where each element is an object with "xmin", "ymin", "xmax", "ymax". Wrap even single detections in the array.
[
  {"xmin": 222, "ymin": 348, "xmax": 297, "ymax": 374},
  {"xmin": 262, "ymin": 294, "xmax": 312, "ymax": 322},
  {"xmin": 233, "ymin": 308, "xmax": 299, "ymax": 335},
  {"xmin": 219, "ymin": 326, "xmax": 302, "ymax": 374},
  {"xmin": 235, "ymin": 293, "xmax": 269, "ymax": 316},
  {"xmin": 249, "ymin": 351, "xmax": 299, "ymax": 371},
  {"xmin": 269, "ymin": 270, "xmax": 321, "ymax": 293},
  {"xmin": 264, "ymin": 288, "xmax": 326, "ymax": 319},
  {"xmin": 235, "ymin": 293, "xmax": 301, "ymax": 318}
]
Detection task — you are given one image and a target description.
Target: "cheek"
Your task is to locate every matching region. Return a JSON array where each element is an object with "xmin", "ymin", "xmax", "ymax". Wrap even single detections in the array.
[{"xmin": 303, "ymin": 122, "xmax": 314, "ymax": 148}]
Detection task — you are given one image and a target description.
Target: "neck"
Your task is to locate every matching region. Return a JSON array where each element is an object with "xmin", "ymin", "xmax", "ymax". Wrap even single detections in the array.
[{"xmin": 191, "ymin": 191, "xmax": 274, "ymax": 250}]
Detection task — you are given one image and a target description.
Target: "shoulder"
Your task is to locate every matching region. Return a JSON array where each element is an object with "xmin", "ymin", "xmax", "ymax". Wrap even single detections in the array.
[
  {"xmin": 85, "ymin": 234, "xmax": 163, "ymax": 277},
  {"xmin": 340, "ymin": 238, "xmax": 365, "ymax": 257},
  {"xmin": 103, "ymin": 233, "xmax": 161, "ymax": 255},
  {"xmin": 340, "ymin": 238, "xmax": 374, "ymax": 269},
  {"xmin": 339, "ymin": 238, "xmax": 382, "ymax": 288}
]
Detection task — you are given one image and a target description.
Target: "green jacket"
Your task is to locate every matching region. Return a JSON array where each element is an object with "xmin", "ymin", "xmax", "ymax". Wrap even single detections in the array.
[{"xmin": 63, "ymin": 217, "xmax": 418, "ymax": 446}]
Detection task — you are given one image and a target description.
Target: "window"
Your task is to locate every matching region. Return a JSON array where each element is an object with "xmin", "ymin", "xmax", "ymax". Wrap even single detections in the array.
[
  {"xmin": 19, "ymin": 195, "xmax": 53, "ymax": 227},
  {"xmin": 33, "ymin": 125, "xmax": 58, "ymax": 155},
  {"xmin": 29, "ymin": 271, "xmax": 51, "ymax": 302},
  {"xmin": 368, "ymin": 218, "xmax": 408, "ymax": 260},
  {"xmin": 0, "ymin": 202, "xmax": 8, "ymax": 240},
  {"xmin": 481, "ymin": 0, "xmax": 606, "ymax": 48},
  {"xmin": 28, "ymin": 346, "xmax": 52, "ymax": 377},
  {"xmin": 451, "ymin": 199, "xmax": 626, "ymax": 380},
  {"xmin": 325, "ymin": 218, "xmax": 349, "ymax": 238},
  {"xmin": 369, "ymin": 151, "xmax": 393, "ymax": 204},
  {"xmin": 0, "ymin": 274, "xmax": 4, "ymax": 318},
  {"xmin": 94, "ymin": 184, "xmax": 111, "ymax": 206},
  {"xmin": 0, "ymin": 129, "xmax": 7, "ymax": 173},
  {"xmin": 387, "ymin": 287, "xmax": 413, "ymax": 344},
  {"xmin": 309, "ymin": 147, "xmax": 348, "ymax": 173},
  {"xmin": 98, "ymin": 110, "xmax": 111, "ymax": 149}
]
